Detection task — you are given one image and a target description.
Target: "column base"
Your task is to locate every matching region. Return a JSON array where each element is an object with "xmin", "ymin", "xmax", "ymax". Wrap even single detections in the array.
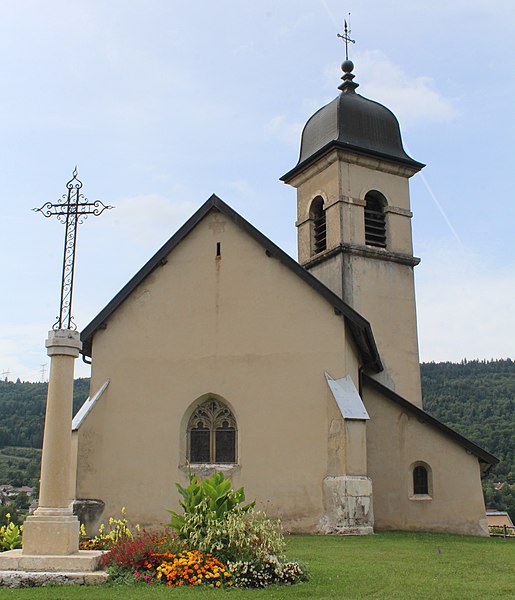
[
  {"xmin": 21, "ymin": 507, "xmax": 80, "ymax": 556},
  {"xmin": 0, "ymin": 550, "xmax": 104, "ymax": 573}
]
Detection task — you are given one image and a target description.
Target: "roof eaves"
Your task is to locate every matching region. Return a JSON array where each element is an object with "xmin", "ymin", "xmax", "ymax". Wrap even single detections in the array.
[
  {"xmin": 281, "ymin": 140, "xmax": 425, "ymax": 183},
  {"xmin": 361, "ymin": 373, "xmax": 498, "ymax": 469},
  {"xmin": 81, "ymin": 195, "xmax": 222, "ymax": 355},
  {"xmin": 226, "ymin": 210, "xmax": 382, "ymax": 370}
]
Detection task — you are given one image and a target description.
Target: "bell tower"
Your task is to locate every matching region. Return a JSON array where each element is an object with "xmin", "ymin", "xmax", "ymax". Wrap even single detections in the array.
[{"xmin": 281, "ymin": 56, "xmax": 425, "ymax": 406}]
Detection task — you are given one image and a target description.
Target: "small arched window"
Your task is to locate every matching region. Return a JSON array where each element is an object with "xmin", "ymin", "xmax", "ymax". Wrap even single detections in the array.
[
  {"xmin": 310, "ymin": 196, "xmax": 326, "ymax": 255},
  {"xmin": 364, "ymin": 191, "xmax": 387, "ymax": 248},
  {"xmin": 413, "ymin": 465, "xmax": 429, "ymax": 495},
  {"xmin": 188, "ymin": 398, "xmax": 237, "ymax": 464}
]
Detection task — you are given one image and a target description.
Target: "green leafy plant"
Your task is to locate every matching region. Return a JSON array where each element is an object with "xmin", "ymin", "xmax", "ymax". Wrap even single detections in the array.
[
  {"xmin": 178, "ymin": 508, "xmax": 285, "ymax": 563},
  {"xmin": 0, "ymin": 512, "xmax": 23, "ymax": 551},
  {"xmin": 165, "ymin": 473, "xmax": 308, "ymax": 588},
  {"xmin": 168, "ymin": 472, "xmax": 254, "ymax": 534}
]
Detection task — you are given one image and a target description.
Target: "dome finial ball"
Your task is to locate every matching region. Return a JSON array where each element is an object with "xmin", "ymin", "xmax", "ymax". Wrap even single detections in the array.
[{"xmin": 342, "ymin": 59, "xmax": 354, "ymax": 74}]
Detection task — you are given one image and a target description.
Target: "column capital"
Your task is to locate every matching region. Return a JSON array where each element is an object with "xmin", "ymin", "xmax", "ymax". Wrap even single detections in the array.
[{"xmin": 45, "ymin": 329, "xmax": 82, "ymax": 358}]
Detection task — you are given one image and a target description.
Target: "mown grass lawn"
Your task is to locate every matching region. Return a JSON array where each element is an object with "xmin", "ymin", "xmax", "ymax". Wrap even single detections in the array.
[{"xmin": 0, "ymin": 532, "xmax": 513, "ymax": 599}]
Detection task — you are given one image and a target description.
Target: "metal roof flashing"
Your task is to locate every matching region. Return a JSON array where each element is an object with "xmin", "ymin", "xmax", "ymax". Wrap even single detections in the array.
[
  {"xmin": 325, "ymin": 372, "xmax": 370, "ymax": 420},
  {"xmin": 72, "ymin": 380, "xmax": 109, "ymax": 431}
]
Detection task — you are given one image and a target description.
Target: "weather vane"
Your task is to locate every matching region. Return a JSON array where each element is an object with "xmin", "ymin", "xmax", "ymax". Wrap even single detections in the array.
[
  {"xmin": 337, "ymin": 14, "xmax": 355, "ymax": 60},
  {"xmin": 33, "ymin": 168, "xmax": 113, "ymax": 330}
]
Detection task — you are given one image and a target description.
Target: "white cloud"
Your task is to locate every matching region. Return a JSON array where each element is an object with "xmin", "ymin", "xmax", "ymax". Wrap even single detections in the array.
[
  {"xmin": 268, "ymin": 49, "xmax": 457, "ymax": 147},
  {"xmin": 416, "ymin": 242, "xmax": 514, "ymax": 362},
  {"xmin": 101, "ymin": 194, "xmax": 197, "ymax": 246},
  {"xmin": 338, "ymin": 50, "xmax": 458, "ymax": 128},
  {"xmin": 265, "ymin": 115, "xmax": 304, "ymax": 147},
  {"xmin": 0, "ymin": 324, "xmax": 55, "ymax": 383},
  {"xmin": 227, "ymin": 180, "xmax": 254, "ymax": 197}
]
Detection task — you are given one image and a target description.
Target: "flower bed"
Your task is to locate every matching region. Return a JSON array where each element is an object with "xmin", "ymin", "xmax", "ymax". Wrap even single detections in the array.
[{"xmin": 81, "ymin": 473, "xmax": 308, "ymax": 588}]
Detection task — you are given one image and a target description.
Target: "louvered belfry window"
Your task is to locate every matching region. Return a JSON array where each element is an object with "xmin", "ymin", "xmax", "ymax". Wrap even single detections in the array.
[
  {"xmin": 310, "ymin": 196, "xmax": 326, "ymax": 255},
  {"xmin": 413, "ymin": 465, "xmax": 429, "ymax": 495},
  {"xmin": 188, "ymin": 398, "xmax": 237, "ymax": 464},
  {"xmin": 364, "ymin": 192, "xmax": 387, "ymax": 248}
]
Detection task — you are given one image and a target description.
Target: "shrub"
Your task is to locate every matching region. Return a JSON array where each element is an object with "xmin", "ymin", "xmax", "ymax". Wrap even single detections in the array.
[
  {"xmin": 166, "ymin": 473, "xmax": 309, "ymax": 588},
  {"xmin": 168, "ymin": 472, "xmax": 254, "ymax": 534},
  {"xmin": 179, "ymin": 506, "xmax": 285, "ymax": 563}
]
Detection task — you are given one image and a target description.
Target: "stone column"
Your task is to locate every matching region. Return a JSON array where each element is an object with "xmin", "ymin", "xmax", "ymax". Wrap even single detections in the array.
[{"xmin": 22, "ymin": 329, "xmax": 82, "ymax": 555}]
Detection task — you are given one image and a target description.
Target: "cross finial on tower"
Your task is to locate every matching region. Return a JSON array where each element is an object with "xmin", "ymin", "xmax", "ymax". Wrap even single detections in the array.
[
  {"xmin": 337, "ymin": 15, "xmax": 355, "ymax": 61},
  {"xmin": 336, "ymin": 14, "xmax": 358, "ymax": 93}
]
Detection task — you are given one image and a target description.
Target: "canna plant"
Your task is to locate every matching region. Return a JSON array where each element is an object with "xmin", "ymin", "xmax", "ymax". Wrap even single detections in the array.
[{"xmin": 168, "ymin": 472, "xmax": 254, "ymax": 535}]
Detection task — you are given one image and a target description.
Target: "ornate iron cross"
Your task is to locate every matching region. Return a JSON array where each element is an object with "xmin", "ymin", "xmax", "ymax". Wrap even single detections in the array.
[
  {"xmin": 34, "ymin": 168, "xmax": 113, "ymax": 330},
  {"xmin": 337, "ymin": 17, "xmax": 355, "ymax": 61}
]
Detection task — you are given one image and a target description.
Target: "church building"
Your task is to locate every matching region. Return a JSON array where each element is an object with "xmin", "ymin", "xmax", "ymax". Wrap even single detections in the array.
[{"xmin": 71, "ymin": 54, "xmax": 496, "ymax": 536}]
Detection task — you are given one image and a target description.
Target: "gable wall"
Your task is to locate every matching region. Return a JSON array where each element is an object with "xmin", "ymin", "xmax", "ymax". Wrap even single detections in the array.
[
  {"xmin": 77, "ymin": 211, "xmax": 358, "ymax": 531},
  {"xmin": 362, "ymin": 384, "xmax": 488, "ymax": 536}
]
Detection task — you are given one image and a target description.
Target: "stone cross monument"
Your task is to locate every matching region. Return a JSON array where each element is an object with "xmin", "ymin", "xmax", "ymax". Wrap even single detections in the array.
[{"xmin": 0, "ymin": 169, "xmax": 112, "ymax": 573}]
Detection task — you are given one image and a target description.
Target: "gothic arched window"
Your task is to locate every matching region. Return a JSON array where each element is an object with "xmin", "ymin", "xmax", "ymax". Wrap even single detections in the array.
[
  {"xmin": 188, "ymin": 398, "xmax": 237, "ymax": 464},
  {"xmin": 310, "ymin": 196, "xmax": 326, "ymax": 255},
  {"xmin": 364, "ymin": 191, "xmax": 387, "ymax": 248}
]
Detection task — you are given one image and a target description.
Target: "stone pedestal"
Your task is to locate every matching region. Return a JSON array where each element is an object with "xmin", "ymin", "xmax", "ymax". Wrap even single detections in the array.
[
  {"xmin": 22, "ymin": 508, "xmax": 80, "ymax": 556},
  {"xmin": 318, "ymin": 475, "xmax": 374, "ymax": 535},
  {"xmin": 0, "ymin": 330, "xmax": 103, "ymax": 573}
]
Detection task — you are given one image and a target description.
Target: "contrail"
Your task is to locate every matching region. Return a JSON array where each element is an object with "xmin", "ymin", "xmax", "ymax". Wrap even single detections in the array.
[
  {"xmin": 319, "ymin": 2, "xmax": 463, "ymax": 248},
  {"xmin": 418, "ymin": 172, "xmax": 464, "ymax": 248},
  {"xmin": 404, "ymin": 143, "xmax": 464, "ymax": 248},
  {"xmin": 320, "ymin": 0, "xmax": 340, "ymax": 28}
]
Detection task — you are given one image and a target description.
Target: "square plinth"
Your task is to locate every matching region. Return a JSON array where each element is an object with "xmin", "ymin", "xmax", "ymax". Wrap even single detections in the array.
[
  {"xmin": 0, "ymin": 550, "xmax": 104, "ymax": 572},
  {"xmin": 22, "ymin": 511, "xmax": 80, "ymax": 555}
]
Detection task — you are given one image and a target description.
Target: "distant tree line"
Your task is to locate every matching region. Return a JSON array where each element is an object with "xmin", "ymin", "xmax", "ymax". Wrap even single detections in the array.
[
  {"xmin": 0, "ymin": 360, "xmax": 513, "ymax": 517},
  {"xmin": 0, "ymin": 379, "xmax": 89, "ymax": 449},
  {"xmin": 421, "ymin": 358, "xmax": 515, "ymax": 519},
  {"xmin": 0, "ymin": 379, "xmax": 89, "ymax": 488}
]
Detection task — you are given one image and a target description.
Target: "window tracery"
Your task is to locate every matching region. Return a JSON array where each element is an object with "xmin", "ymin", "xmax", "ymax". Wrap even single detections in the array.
[{"xmin": 188, "ymin": 398, "xmax": 237, "ymax": 464}]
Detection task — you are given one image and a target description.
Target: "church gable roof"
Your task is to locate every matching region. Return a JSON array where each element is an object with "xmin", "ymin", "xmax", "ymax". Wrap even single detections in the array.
[
  {"xmin": 81, "ymin": 194, "xmax": 381, "ymax": 371},
  {"xmin": 361, "ymin": 373, "xmax": 498, "ymax": 471}
]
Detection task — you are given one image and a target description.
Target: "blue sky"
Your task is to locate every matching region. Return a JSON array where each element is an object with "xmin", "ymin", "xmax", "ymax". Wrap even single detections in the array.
[{"xmin": 1, "ymin": 0, "xmax": 514, "ymax": 381}]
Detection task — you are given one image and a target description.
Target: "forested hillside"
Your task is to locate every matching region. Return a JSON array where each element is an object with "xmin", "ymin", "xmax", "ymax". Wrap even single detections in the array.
[
  {"xmin": 420, "ymin": 359, "xmax": 514, "ymax": 518},
  {"xmin": 0, "ymin": 360, "xmax": 513, "ymax": 516},
  {"xmin": 421, "ymin": 359, "xmax": 513, "ymax": 480},
  {"xmin": 0, "ymin": 378, "xmax": 89, "ymax": 487}
]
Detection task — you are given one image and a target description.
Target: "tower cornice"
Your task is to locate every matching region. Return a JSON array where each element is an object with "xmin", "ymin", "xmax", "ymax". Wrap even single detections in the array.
[
  {"xmin": 282, "ymin": 145, "xmax": 423, "ymax": 187},
  {"xmin": 302, "ymin": 243, "xmax": 421, "ymax": 269}
]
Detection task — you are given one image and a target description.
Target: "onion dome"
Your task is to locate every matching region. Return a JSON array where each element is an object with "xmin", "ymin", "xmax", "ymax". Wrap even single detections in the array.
[{"xmin": 281, "ymin": 60, "xmax": 424, "ymax": 182}]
